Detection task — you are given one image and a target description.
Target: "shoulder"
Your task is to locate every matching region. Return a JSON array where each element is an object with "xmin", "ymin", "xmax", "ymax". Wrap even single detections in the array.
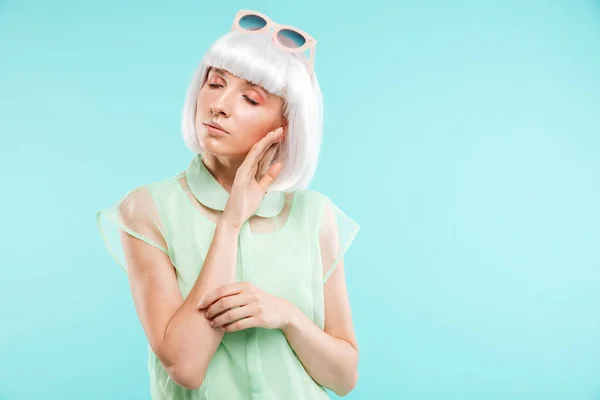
[
  {"xmin": 117, "ymin": 173, "xmax": 183, "ymax": 216},
  {"xmin": 292, "ymin": 189, "xmax": 360, "ymax": 233},
  {"xmin": 293, "ymin": 188, "xmax": 347, "ymax": 211},
  {"xmin": 292, "ymin": 188, "xmax": 331, "ymax": 205},
  {"xmin": 291, "ymin": 189, "xmax": 330, "ymax": 213},
  {"xmin": 125, "ymin": 173, "xmax": 183, "ymax": 201},
  {"xmin": 143, "ymin": 173, "xmax": 184, "ymax": 196},
  {"xmin": 289, "ymin": 189, "xmax": 338, "ymax": 229}
]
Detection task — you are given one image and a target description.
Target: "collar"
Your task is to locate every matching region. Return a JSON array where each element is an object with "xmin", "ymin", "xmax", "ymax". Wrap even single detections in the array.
[{"xmin": 185, "ymin": 154, "xmax": 285, "ymax": 218}]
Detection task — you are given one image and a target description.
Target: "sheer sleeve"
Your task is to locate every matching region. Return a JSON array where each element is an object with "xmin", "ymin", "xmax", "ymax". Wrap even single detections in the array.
[
  {"xmin": 318, "ymin": 197, "xmax": 361, "ymax": 284},
  {"xmin": 96, "ymin": 186, "xmax": 169, "ymax": 274}
]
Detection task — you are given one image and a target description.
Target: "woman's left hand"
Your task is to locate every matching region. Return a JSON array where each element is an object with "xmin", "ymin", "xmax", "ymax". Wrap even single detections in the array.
[{"xmin": 197, "ymin": 282, "xmax": 296, "ymax": 332}]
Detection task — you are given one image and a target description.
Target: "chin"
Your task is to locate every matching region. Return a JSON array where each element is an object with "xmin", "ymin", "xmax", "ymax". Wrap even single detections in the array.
[{"xmin": 198, "ymin": 133, "xmax": 239, "ymax": 157}]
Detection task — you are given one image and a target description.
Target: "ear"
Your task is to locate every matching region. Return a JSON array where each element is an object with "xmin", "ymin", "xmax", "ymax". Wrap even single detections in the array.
[{"xmin": 282, "ymin": 118, "xmax": 289, "ymax": 134}]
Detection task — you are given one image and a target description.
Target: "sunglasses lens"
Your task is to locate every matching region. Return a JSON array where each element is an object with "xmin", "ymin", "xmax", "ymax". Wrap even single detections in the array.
[
  {"xmin": 277, "ymin": 29, "xmax": 306, "ymax": 48},
  {"xmin": 239, "ymin": 14, "xmax": 267, "ymax": 31}
]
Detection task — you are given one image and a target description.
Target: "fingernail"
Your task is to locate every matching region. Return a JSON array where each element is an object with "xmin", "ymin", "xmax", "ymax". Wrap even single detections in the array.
[
  {"xmin": 209, "ymin": 321, "xmax": 215, "ymax": 326},
  {"xmin": 197, "ymin": 300, "xmax": 204, "ymax": 308}
]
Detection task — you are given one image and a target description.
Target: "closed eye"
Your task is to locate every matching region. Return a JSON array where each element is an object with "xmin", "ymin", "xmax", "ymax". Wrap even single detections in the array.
[
  {"xmin": 244, "ymin": 96, "xmax": 258, "ymax": 106},
  {"xmin": 208, "ymin": 83, "xmax": 258, "ymax": 105}
]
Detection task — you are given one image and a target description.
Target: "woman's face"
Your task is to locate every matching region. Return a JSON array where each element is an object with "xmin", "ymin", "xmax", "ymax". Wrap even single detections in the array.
[{"xmin": 195, "ymin": 67, "xmax": 286, "ymax": 157}]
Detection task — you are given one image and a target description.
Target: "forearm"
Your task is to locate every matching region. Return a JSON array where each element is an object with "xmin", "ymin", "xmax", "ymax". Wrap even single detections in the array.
[
  {"xmin": 162, "ymin": 221, "xmax": 240, "ymax": 388},
  {"xmin": 282, "ymin": 308, "xmax": 359, "ymax": 396}
]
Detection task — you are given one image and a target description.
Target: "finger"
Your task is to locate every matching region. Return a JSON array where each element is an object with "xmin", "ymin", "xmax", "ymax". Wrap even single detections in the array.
[
  {"xmin": 245, "ymin": 128, "xmax": 283, "ymax": 172},
  {"xmin": 197, "ymin": 282, "xmax": 249, "ymax": 309},
  {"xmin": 252, "ymin": 138, "xmax": 282, "ymax": 182},
  {"xmin": 238, "ymin": 128, "xmax": 284, "ymax": 176},
  {"xmin": 256, "ymin": 142, "xmax": 280, "ymax": 181},
  {"xmin": 205, "ymin": 291, "xmax": 255, "ymax": 319},
  {"xmin": 222, "ymin": 316, "xmax": 262, "ymax": 332},
  {"xmin": 258, "ymin": 161, "xmax": 284, "ymax": 192},
  {"xmin": 211, "ymin": 304, "xmax": 260, "ymax": 328}
]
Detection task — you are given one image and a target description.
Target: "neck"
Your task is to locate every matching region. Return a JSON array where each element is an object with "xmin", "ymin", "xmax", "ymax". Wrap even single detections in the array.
[{"xmin": 200, "ymin": 152, "xmax": 247, "ymax": 193}]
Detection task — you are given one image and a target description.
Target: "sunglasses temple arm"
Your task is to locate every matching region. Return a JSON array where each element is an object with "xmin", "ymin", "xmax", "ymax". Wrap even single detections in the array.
[{"xmin": 309, "ymin": 46, "xmax": 316, "ymax": 78}]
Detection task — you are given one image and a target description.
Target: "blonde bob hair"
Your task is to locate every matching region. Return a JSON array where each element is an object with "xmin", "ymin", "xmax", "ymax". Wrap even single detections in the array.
[{"xmin": 182, "ymin": 30, "xmax": 324, "ymax": 192}]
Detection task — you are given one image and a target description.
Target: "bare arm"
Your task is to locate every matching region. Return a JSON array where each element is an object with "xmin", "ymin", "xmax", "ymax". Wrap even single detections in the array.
[
  {"xmin": 122, "ymin": 126, "xmax": 285, "ymax": 390},
  {"xmin": 200, "ymin": 256, "xmax": 359, "ymax": 395},
  {"xmin": 122, "ymin": 219, "xmax": 240, "ymax": 390},
  {"xmin": 281, "ymin": 258, "xmax": 359, "ymax": 396},
  {"xmin": 198, "ymin": 195, "xmax": 359, "ymax": 395}
]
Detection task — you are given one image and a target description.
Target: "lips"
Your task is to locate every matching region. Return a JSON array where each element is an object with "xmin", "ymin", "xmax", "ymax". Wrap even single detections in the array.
[{"xmin": 203, "ymin": 120, "xmax": 229, "ymax": 134}]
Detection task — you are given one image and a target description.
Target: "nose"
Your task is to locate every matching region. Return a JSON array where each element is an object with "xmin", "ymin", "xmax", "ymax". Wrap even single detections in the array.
[
  {"xmin": 210, "ymin": 93, "xmax": 231, "ymax": 118},
  {"xmin": 210, "ymin": 103, "xmax": 227, "ymax": 117}
]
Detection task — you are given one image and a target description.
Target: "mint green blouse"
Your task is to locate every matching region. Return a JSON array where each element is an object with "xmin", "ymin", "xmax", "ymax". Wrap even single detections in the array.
[{"xmin": 96, "ymin": 154, "xmax": 360, "ymax": 400}]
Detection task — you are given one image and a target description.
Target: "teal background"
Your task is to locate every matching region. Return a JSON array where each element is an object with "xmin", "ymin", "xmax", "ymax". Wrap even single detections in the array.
[{"xmin": 1, "ymin": 0, "xmax": 599, "ymax": 399}]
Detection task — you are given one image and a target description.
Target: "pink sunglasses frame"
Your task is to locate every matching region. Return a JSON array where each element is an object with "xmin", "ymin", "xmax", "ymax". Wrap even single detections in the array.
[{"xmin": 231, "ymin": 10, "xmax": 317, "ymax": 78}]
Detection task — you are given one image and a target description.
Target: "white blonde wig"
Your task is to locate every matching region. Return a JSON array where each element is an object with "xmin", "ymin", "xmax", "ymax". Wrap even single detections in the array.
[{"xmin": 182, "ymin": 30, "xmax": 324, "ymax": 192}]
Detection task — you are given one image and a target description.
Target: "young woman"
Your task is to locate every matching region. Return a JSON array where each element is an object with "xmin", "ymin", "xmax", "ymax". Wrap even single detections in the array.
[{"xmin": 97, "ymin": 10, "xmax": 360, "ymax": 399}]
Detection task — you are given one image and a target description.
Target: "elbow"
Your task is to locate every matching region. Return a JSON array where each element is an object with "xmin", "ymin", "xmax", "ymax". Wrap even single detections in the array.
[
  {"xmin": 333, "ymin": 370, "xmax": 358, "ymax": 397},
  {"xmin": 166, "ymin": 364, "xmax": 206, "ymax": 390},
  {"xmin": 154, "ymin": 336, "xmax": 208, "ymax": 390},
  {"xmin": 177, "ymin": 377, "xmax": 205, "ymax": 391},
  {"xmin": 333, "ymin": 349, "xmax": 359, "ymax": 397},
  {"xmin": 162, "ymin": 356, "xmax": 206, "ymax": 390}
]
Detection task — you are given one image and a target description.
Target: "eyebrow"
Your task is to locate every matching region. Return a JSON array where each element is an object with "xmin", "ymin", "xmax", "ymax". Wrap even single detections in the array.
[{"xmin": 211, "ymin": 68, "xmax": 271, "ymax": 99}]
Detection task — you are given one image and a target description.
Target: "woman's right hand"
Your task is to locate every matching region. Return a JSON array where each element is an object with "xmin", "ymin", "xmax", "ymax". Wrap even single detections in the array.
[{"xmin": 221, "ymin": 127, "xmax": 285, "ymax": 231}]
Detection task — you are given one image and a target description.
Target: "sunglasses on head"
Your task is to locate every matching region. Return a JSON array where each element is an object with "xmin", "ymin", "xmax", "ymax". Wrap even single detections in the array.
[{"xmin": 231, "ymin": 10, "xmax": 317, "ymax": 78}]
